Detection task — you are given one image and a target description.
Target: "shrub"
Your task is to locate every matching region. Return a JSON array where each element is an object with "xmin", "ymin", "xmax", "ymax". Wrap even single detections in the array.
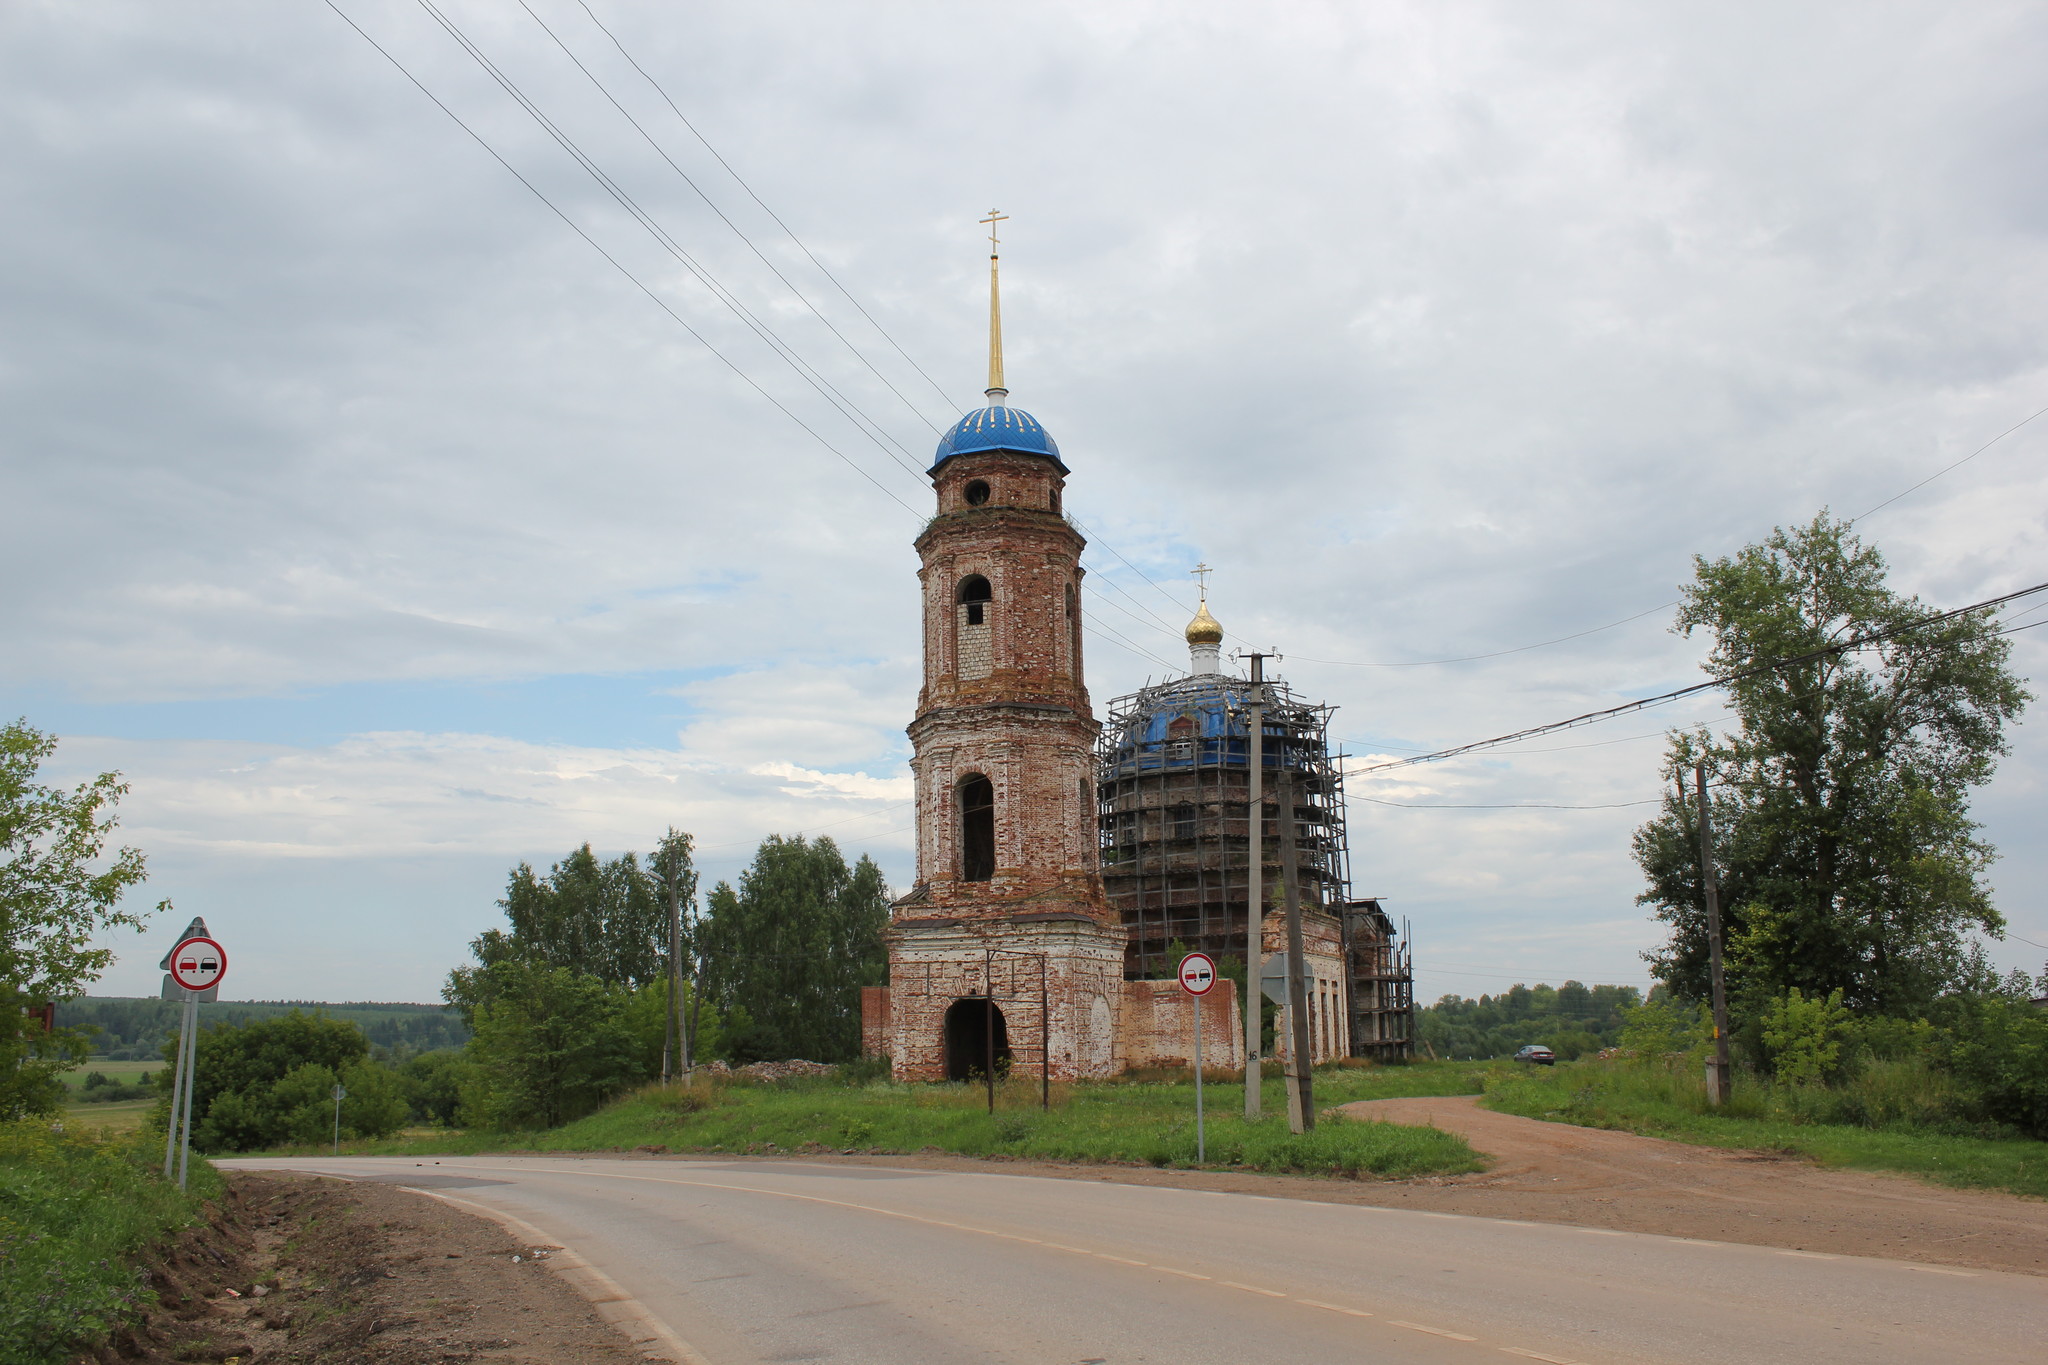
[
  {"xmin": 0, "ymin": 1121, "xmax": 214, "ymax": 1363},
  {"xmin": 1761, "ymin": 988, "xmax": 1853, "ymax": 1084},
  {"xmin": 1943, "ymin": 996, "xmax": 2048, "ymax": 1138}
]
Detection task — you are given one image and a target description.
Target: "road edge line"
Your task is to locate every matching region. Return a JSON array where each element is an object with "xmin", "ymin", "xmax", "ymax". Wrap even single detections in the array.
[{"xmin": 413, "ymin": 1188, "xmax": 715, "ymax": 1365}]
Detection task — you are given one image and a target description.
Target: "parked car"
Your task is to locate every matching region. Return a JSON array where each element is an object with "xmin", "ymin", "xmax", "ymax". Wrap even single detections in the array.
[{"xmin": 1512, "ymin": 1044, "xmax": 1556, "ymax": 1065}]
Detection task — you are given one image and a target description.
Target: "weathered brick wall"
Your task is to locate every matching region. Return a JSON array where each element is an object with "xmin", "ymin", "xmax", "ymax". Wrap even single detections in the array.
[
  {"xmin": 1116, "ymin": 978, "xmax": 1244, "ymax": 1071},
  {"xmin": 860, "ymin": 985, "xmax": 891, "ymax": 1059},
  {"xmin": 886, "ymin": 917, "xmax": 1127, "ymax": 1080}
]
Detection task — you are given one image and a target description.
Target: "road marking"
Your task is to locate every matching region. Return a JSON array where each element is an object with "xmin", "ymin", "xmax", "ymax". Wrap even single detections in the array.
[
  {"xmin": 1391, "ymin": 1320, "xmax": 1480, "ymax": 1341},
  {"xmin": 1777, "ymin": 1251, "xmax": 1838, "ymax": 1259},
  {"xmin": 1903, "ymin": 1265, "xmax": 1977, "ymax": 1277},
  {"xmin": 1421, "ymin": 1212, "xmax": 1459, "ymax": 1219},
  {"xmin": 1156, "ymin": 1268, "xmax": 1212, "ymax": 1280},
  {"xmin": 1219, "ymin": 1281, "xmax": 1289, "ymax": 1297},
  {"xmin": 1298, "ymin": 1299, "xmax": 1373, "ymax": 1317},
  {"xmin": 1096, "ymin": 1254, "xmax": 1148, "ymax": 1265},
  {"xmin": 1577, "ymin": 1228, "xmax": 1625, "ymax": 1236},
  {"xmin": 1501, "ymin": 1349, "xmax": 1585, "ymax": 1363}
]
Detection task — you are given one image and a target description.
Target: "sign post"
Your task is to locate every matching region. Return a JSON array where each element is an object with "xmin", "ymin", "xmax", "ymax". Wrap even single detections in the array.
[
  {"xmin": 332, "ymin": 1084, "xmax": 347, "ymax": 1155},
  {"xmin": 158, "ymin": 918, "xmax": 227, "ymax": 1190},
  {"xmin": 1177, "ymin": 952, "xmax": 1218, "ymax": 1163}
]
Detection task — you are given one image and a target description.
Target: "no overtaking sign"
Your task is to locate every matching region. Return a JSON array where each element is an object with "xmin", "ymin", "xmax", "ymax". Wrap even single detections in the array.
[{"xmin": 1177, "ymin": 951, "xmax": 1217, "ymax": 996}]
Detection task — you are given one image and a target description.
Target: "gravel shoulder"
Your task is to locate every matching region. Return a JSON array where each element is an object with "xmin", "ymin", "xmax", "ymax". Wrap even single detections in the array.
[
  {"xmin": 84, "ymin": 1172, "xmax": 651, "ymax": 1364},
  {"xmin": 1337, "ymin": 1094, "xmax": 2048, "ymax": 1276}
]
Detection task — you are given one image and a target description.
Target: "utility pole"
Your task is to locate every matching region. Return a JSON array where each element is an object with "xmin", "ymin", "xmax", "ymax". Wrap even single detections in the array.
[
  {"xmin": 1241, "ymin": 652, "xmax": 1272, "ymax": 1119},
  {"xmin": 662, "ymin": 870, "xmax": 682, "ymax": 1085},
  {"xmin": 1278, "ymin": 766, "xmax": 1315, "ymax": 1133},
  {"xmin": 1694, "ymin": 761, "xmax": 1732, "ymax": 1106}
]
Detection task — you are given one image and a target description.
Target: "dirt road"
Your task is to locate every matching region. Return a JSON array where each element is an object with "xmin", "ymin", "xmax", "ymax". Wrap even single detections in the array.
[{"xmin": 1339, "ymin": 1094, "xmax": 2048, "ymax": 1276}]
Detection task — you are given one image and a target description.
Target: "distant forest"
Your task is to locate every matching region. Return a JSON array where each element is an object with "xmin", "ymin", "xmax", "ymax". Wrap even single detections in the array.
[
  {"xmin": 1417, "ymin": 981, "xmax": 1644, "ymax": 1061},
  {"xmin": 63, "ymin": 997, "xmax": 470, "ymax": 1060}
]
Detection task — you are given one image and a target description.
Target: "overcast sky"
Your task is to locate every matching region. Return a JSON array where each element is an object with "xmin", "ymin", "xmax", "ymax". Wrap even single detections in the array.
[{"xmin": 6, "ymin": 0, "xmax": 2045, "ymax": 1007}]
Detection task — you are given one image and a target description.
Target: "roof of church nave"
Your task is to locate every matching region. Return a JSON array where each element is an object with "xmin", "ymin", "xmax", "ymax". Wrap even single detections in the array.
[{"xmin": 929, "ymin": 402, "xmax": 1066, "ymax": 474}]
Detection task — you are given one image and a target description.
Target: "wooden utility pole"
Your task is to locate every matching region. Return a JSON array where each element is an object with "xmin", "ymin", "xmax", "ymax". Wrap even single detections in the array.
[
  {"xmin": 662, "ymin": 872, "xmax": 681, "ymax": 1084},
  {"xmin": 1278, "ymin": 767, "xmax": 1316, "ymax": 1133},
  {"xmin": 1242, "ymin": 653, "xmax": 1270, "ymax": 1119},
  {"xmin": 1694, "ymin": 761, "xmax": 1732, "ymax": 1106}
]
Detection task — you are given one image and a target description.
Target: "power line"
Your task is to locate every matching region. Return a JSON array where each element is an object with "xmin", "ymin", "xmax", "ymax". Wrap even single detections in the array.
[
  {"xmin": 1352, "ymin": 579, "xmax": 2048, "ymax": 774},
  {"xmin": 323, "ymin": 0, "xmax": 924, "ymax": 519},
  {"xmin": 1355, "ymin": 795, "xmax": 1660, "ymax": 810},
  {"xmin": 570, "ymin": 0, "xmax": 962, "ymax": 412},
  {"xmin": 1853, "ymin": 400, "xmax": 2048, "ymax": 523},
  {"xmin": 517, "ymin": 0, "xmax": 953, "ymax": 437},
  {"xmin": 414, "ymin": 1, "xmax": 934, "ymax": 485}
]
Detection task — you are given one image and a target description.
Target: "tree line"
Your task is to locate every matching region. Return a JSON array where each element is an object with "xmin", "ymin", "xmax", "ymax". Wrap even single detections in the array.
[{"xmin": 1418, "ymin": 982, "xmax": 1642, "ymax": 1061}]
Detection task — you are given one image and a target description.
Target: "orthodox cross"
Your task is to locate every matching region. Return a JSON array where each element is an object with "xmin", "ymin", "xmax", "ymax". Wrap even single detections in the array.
[
  {"xmin": 1191, "ymin": 562, "xmax": 1212, "ymax": 601},
  {"xmin": 981, "ymin": 209, "xmax": 1008, "ymax": 256}
]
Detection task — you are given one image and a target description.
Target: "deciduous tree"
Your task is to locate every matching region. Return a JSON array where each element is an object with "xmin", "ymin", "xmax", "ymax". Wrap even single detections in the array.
[
  {"xmin": 699, "ymin": 836, "xmax": 890, "ymax": 1063},
  {"xmin": 1635, "ymin": 514, "xmax": 2029, "ymax": 1016},
  {"xmin": 0, "ymin": 720, "xmax": 167, "ymax": 1117}
]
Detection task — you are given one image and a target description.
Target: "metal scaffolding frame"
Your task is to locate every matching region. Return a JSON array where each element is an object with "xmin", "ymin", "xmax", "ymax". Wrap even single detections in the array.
[{"xmin": 1094, "ymin": 670, "xmax": 1414, "ymax": 1059}]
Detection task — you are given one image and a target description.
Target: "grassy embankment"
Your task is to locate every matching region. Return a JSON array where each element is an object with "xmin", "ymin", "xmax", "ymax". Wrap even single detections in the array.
[
  {"xmin": 0, "ymin": 1120, "xmax": 221, "ymax": 1365},
  {"xmin": 269, "ymin": 1060, "xmax": 1494, "ymax": 1178},
  {"xmin": 1484, "ymin": 1058, "xmax": 2048, "ymax": 1199}
]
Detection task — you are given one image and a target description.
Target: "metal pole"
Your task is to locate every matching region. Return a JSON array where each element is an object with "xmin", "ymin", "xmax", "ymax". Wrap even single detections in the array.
[
  {"xmin": 332, "ymin": 1084, "xmax": 343, "ymax": 1155},
  {"xmin": 1192, "ymin": 989, "xmax": 1206, "ymax": 1163},
  {"xmin": 1243, "ymin": 654, "xmax": 1266, "ymax": 1119},
  {"xmin": 176, "ymin": 996, "xmax": 200, "ymax": 1189},
  {"xmin": 663, "ymin": 873, "xmax": 680, "ymax": 1084},
  {"xmin": 1279, "ymin": 767, "xmax": 1315, "ymax": 1133},
  {"xmin": 162, "ymin": 995, "xmax": 192, "ymax": 1180},
  {"xmin": 985, "ymin": 951, "xmax": 996, "ymax": 1114},
  {"xmin": 1695, "ymin": 762, "xmax": 1733, "ymax": 1106}
]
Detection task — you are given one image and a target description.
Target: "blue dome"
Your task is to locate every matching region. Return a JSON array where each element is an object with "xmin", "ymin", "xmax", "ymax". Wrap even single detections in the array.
[{"xmin": 931, "ymin": 404, "xmax": 1066, "ymax": 474}]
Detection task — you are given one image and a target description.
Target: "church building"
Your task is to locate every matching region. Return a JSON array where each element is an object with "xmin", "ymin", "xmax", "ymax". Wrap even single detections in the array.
[{"xmin": 860, "ymin": 225, "xmax": 1408, "ymax": 1080}]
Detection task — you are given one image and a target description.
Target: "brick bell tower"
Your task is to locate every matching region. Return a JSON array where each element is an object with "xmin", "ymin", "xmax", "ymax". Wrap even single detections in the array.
[{"xmin": 880, "ymin": 214, "xmax": 1127, "ymax": 1081}]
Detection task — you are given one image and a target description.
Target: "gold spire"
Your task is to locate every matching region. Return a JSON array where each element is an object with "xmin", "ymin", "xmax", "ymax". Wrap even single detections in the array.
[
  {"xmin": 981, "ymin": 209, "xmax": 1008, "ymax": 401},
  {"xmin": 1185, "ymin": 562, "xmax": 1224, "ymax": 644}
]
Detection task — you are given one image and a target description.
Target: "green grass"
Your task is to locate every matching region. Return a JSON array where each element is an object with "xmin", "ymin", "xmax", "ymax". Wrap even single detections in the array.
[
  {"xmin": 255, "ymin": 1061, "xmax": 1490, "ymax": 1179},
  {"xmin": 1484, "ymin": 1059, "xmax": 2048, "ymax": 1199},
  {"xmin": 0, "ymin": 1120, "xmax": 221, "ymax": 1364},
  {"xmin": 60, "ymin": 1059, "xmax": 161, "ymax": 1095}
]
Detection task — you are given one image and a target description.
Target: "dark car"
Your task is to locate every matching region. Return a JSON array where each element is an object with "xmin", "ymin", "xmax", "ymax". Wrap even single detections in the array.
[{"xmin": 1512, "ymin": 1044, "xmax": 1556, "ymax": 1065}]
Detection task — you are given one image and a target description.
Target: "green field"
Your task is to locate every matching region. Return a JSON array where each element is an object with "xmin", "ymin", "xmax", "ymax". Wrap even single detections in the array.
[{"xmin": 60, "ymin": 1059, "xmax": 162, "ymax": 1095}]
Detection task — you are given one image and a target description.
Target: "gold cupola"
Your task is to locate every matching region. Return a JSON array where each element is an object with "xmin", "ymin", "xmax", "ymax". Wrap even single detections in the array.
[{"xmin": 1185, "ymin": 600, "xmax": 1224, "ymax": 646}]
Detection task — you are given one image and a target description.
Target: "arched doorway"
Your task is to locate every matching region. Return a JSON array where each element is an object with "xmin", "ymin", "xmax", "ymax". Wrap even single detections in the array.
[{"xmin": 943, "ymin": 997, "xmax": 1012, "ymax": 1082}]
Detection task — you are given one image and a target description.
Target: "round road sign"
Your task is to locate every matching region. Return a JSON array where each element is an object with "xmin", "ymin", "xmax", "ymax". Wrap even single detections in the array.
[
  {"xmin": 1177, "ymin": 951, "xmax": 1218, "ymax": 996},
  {"xmin": 168, "ymin": 937, "xmax": 227, "ymax": 993}
]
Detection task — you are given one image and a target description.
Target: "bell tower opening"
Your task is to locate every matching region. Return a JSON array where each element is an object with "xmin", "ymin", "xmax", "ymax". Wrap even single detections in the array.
[
  {"xmin": 943, "ymin": 997, "xmax": 1011, "ymax": 1081},
  {"xmin": 959, "ymin": 773, "xmax": 995, "ymax": 881}
]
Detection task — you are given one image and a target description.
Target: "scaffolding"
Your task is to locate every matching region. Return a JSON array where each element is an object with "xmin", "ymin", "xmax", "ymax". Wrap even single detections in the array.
[{"xmin": 1094, "ymin": 668, "xmax": 1413, "ymax": 1059}]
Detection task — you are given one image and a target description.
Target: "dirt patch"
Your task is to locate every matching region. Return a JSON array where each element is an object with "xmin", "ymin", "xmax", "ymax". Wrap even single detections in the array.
[
  {"xmin": 80, "ymin": 1173, "xmax": 650, "ymax": 1364},
  {"xmin": 1334, "ymin": 1095, "xmax": 2048, "ymax": 1276}
]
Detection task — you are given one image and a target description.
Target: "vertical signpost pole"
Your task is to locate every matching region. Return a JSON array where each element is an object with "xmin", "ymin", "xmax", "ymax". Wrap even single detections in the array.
[
  {"xmin": 162, "ymin": 998, "xmax": 191, "ymax": 1180},
  {"xmin": 176, "ymin": 1000, "xmax": 198, "ymax": 1189},
  {"xmin": 1192, "ymin": 987, "xmax": 1205, "ymax": 1164},
  {"xmin": 1178, "ymin": 952, "xmax": 1216, "ymax": 1166}
]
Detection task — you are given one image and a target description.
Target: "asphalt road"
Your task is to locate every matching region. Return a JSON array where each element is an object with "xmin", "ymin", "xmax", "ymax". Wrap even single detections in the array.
[{"xmin": 223, "ymin": 1155, "xmax": 2043, "ymax": 1364}]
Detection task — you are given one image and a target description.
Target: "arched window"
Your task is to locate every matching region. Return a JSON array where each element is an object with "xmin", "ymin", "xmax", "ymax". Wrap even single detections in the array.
[
  {"xmin": 956, "ymin": 575, "xmax": 994, "ymax": 680},
  {"xmin": 959, "ymin": 774, "xmax": 995, "ymax": 881},
  {"xmin": 1065, "ymin": 582, "xmax": 1080, "ymax": 671},
  {"xmin": 1172, "ymin": 803, "xmax": 1197, "ymax": 841}
]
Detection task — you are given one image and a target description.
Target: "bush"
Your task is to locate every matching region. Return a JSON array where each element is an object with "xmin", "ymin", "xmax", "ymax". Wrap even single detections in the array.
[
  {"xmin": 1761, "ymin": 988, "xmax": 1853, "ymax": 1083},
  {"xmin": 0, "ymin": 1121, "xmax": 215, "ymax": 1363},
  {"xmin": 1943, "ymin": 996, "xmax": 2048, "ymax": 1138},
  {"xmin": 459, "ymin": 962, "xmax": 643, "ymax": 1129}
]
